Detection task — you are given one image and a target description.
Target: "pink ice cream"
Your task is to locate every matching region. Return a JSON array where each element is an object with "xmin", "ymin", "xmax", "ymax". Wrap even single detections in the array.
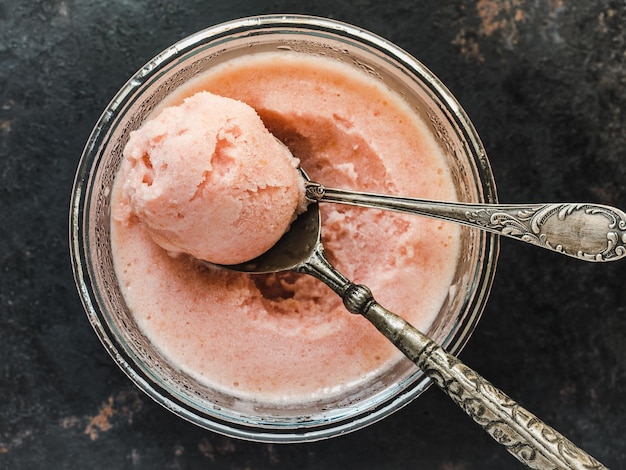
[
  {"xmin": 119, "ymin": 91, "xmax": 304, "ymax": 265},
  {"xmin": 111, "ymin": 52, "xmax": 460, "ymax": 404}
]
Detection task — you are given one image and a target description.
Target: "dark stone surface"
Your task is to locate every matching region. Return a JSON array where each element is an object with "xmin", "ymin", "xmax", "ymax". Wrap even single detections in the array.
[{"xmin": 1, "ymin": 1, "xmax": 625, "ymax": 468}]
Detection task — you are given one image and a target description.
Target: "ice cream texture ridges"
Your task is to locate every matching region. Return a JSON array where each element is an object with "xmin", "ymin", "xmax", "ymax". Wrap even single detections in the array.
[{"xmin": 119, "ymin": 91, "xmax": 304, "ymax": 265}]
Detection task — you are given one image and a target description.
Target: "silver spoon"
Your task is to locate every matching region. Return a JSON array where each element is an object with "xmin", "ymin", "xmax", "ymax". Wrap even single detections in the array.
[
  {"xmin": 222, "ymin": 201, "xmax": 606, "ymax": 469},
  {"xmin": 304, "ymin": 179, "xmax": 626, "ymax": 262}
]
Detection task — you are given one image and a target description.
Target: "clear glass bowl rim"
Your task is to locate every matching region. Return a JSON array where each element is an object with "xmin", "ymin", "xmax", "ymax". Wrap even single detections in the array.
[{"xmin": 69, "ymin": 14, "xmax": 500, "ymax": 443}]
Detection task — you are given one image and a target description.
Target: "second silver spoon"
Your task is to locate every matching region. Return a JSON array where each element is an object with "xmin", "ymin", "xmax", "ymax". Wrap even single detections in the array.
[
  {"xmin": 222, "ymin": 200, "xmax": 606, "ymax": 469},
  {"xmin": 305, "ymin": 179, "xmax": 626, "ymax": 262}
]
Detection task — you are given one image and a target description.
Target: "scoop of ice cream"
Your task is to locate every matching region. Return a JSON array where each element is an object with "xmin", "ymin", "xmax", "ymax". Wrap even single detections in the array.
[{"xmin": 120, "ymin": 91, "xmax": 305, "ymax": 265}]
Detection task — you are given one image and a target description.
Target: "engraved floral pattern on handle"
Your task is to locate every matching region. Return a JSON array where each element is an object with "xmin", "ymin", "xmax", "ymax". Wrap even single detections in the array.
[
  {"xmin": 315, "ymin": 277, "xmax": 608, "ymax": 469},
  {"xmin": 465, "ymin": 203, "xmax": 626, "ymax": 262},
  {"xmin": 413, "ymin": 339, "xmax": 606, "ymax": 469}
]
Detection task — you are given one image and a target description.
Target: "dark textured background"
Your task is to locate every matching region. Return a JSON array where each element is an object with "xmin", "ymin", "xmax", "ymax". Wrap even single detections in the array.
[{"xmin": 1, "ymin": 1, "xmax": 626, "ymax": 468}]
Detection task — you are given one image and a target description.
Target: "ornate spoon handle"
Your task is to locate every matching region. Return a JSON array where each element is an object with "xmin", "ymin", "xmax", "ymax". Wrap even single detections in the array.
[
  {"xmin": 306, "ymin": 183, "xmax": 626, "ymax": 262},
  {"xmin": 299, "ymin": 246, "xmax": 607, "ymax": 470},
  {"xmin": 363, "ymin": 298, "xmax": 607, "ymax": 469}
]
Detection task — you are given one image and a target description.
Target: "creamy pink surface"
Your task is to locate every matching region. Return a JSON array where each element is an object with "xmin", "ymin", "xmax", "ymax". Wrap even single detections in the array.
[
  {"xmin": 119, "ymin": 91, "xmax": 303, "ymax": 265},
  {"xmin": 111, "ymin": 52, "xmax": 460, "ymax": 404}
]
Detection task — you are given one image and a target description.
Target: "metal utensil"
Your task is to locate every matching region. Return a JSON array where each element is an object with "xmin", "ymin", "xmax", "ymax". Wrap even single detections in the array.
[
  {"xmin": 305, "ymin": 179, "xmax": 626, "ymax": 262},
  {"xmin": 222, "ymin": 200, "xmax": 606, "ymax": 469}
]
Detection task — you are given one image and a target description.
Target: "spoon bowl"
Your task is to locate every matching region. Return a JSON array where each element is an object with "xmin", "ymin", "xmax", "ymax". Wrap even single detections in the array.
[{"xmin": 225, "ymin": 199, "xmax": 320, "ymax": 274}]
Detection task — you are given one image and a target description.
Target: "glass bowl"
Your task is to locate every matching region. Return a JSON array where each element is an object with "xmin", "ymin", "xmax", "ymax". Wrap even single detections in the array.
[{"xmin": 69, "ymin": 14, "xmax": 499, "ymax": 443}]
